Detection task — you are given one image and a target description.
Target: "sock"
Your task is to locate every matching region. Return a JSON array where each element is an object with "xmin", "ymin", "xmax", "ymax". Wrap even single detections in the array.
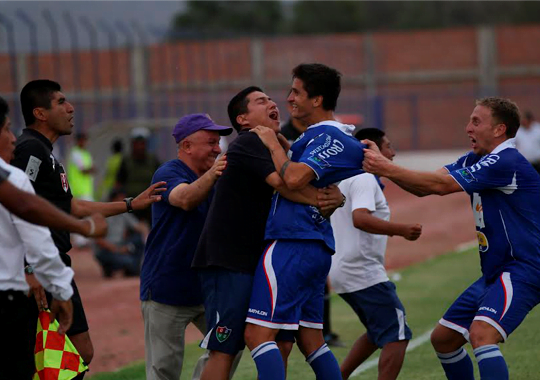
[
  {"xmin": 474, "ymin": 344, "xmax": 509, "ymax": 380},
  {"xmin": 251, "ymin": 341, "xmax": 285, "ymax": 380},
  {"xmin": 436, "ymin": 347, "xmax": 474, "ymax": 380},
  {"xmin": 306, "ymin": 343, "xmax": 342, "ymax": 380}
]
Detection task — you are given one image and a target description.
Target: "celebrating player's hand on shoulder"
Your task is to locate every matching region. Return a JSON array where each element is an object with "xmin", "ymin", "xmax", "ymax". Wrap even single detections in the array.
[
  {"xmin": 400, "ymin": 223, "xmax": 422, "ymax": 241},
  {"xmin": 250, "ymin": 125, "xmax": 279, "ymax": 149},
  {"xmin": 209, "ymin": 154, "xmax": 227, "ymax": 179},
  {"xmin": 362, "ymin": 139, "xmax": 393, "ymax": 177},
  {"xmin": 132, "ymin": 181, "xmax": 167, "ymax": 210}
]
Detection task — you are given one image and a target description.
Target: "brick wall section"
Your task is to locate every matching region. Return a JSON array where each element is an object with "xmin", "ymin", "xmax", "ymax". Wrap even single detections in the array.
[
  {"xmin": 1, "ymin": 24, "xmax": 540, "ymax": 150},
  {"xmin": 497, "ymin": 24, "xmax": 540, "ymax": 67},
  {"xmin": 372, "ymin": 28, "xmax": 477, "ymax": 72}
]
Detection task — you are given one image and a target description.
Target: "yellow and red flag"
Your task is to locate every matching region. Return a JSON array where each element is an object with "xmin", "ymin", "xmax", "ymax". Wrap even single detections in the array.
[{"xmin": 33, "ymin": 310, "xmax": 88, "ymax": 380}]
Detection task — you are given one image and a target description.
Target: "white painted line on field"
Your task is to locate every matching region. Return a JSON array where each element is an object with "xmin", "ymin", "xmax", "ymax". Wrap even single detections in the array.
[
  {"xmin": 350, "ymin": 328, "xmax": 434, "ymax": 377},
  {"xmin": 455, "ymin": 240, "xmax": 477, "ymax": 253}
]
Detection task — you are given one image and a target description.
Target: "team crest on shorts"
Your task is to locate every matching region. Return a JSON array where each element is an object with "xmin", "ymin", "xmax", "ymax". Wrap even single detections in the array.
[
  {"xmin": 477, "ymin": 231, "xmax": 489, "ymax": 253},
  {"xmin": 60, "ymin": 173, "xmax": 70, "ymax": 192},
  {"xmin": 216, "ymin": 326, "xmax": 232, "ymax": 343}
]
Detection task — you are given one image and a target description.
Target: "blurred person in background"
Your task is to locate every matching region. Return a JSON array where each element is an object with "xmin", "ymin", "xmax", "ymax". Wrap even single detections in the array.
[
  {"xmin": 330, "ymin": 128, "xmax": 421, "ymax": 380},
  {"xmin": 515, "ymin": 110, "xmax": 540, "ymax": 173},
  {"xmin": 68, "ymin": 132, "xmax": 95, "ymax": 248},
  {"xmin": 116, "ymin": 127, "xmax": 161, "ymax": 224},
  {"xmin": 13, "ymin": 79, "xmax": 166, "ymax": 379},
  {"xmin": 280, "ymin": 101, "xmax": 308, "ymax": 144},
  {"xmin": 96, "ymin": 138, "xmax": 123, "ymax": 201},
  {"xmin": 68, "ymin": 132, "xmax": 95, "ymax": 201},
  {"xmin": 94, "ymin": 188, "xmax": 149, "ymax": 278}
]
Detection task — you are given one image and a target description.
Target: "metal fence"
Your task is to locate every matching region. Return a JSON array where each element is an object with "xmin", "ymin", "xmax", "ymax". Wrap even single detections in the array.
[{"xmin": 1, "ymin": 10, "xmax": 540, "ymax": 161}]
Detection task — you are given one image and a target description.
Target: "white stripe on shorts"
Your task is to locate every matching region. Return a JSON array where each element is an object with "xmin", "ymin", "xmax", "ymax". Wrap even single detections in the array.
[
  {"xmin": 200, "ymin": 311, "xmax": 220, "ymax": 349},
  {"xmin": 439, "ymin": 318, "xmax": 470, "ymax": 342},
  {"xmin": 396, "ymin": 308, "xmax": 406, "ymax": 340},
  {"xmin": 500, "ymin": 272, "xmax": 513, "ymax": 321},
  {"xmin": 263, "ymin": 241, "xmax": 278, "ymax": 320}
]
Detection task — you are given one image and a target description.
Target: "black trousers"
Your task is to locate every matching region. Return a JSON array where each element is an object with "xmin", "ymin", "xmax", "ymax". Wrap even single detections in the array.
[{"xmin": 0, "ymin": 290, "xmax": 34, "ymax": 380}]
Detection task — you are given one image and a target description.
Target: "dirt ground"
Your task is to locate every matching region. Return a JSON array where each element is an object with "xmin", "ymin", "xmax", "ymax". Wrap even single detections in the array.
[{"xmin": 72, "ymin": 180, "xmax": 476, "ymax": 376}]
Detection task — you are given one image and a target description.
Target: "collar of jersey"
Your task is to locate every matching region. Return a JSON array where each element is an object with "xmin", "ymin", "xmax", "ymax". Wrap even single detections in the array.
[
  {"xmin": 307, "ymin": 120, "xmax": 355, "ymax": 136},
  {"xmin": 491, "ymin": 138, "xmax": 516, "ymax": 155}
]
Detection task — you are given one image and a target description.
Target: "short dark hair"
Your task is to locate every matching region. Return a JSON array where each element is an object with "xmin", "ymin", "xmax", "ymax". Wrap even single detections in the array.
[
  {"xmin": 291, "ymin": 63, "xmax": 342, "ymax": 111},
  {"xmin": 354, "ymin": 128, "xmax": 386, "ymax": 150},
  {"xmin": 227, "ymin": 86, "xmax": 263, "ymax": 132},
  {"xmin": 112, "ymin": 138, "xmax": 123, "ymax": 153},
  {"xmin": 0, "ymin": 96, "xmax": 9, "ymax": 129},
  {"xmin": 20, "ymin": 79, "xmax": 62, "ymax": 126},
  {"xmin": 476, "ymin": 97, "xmax": 520, "ymax": 138},
  {"xmin": 524, "ymin": 110, "xmax": 534, "ymax": 122}
]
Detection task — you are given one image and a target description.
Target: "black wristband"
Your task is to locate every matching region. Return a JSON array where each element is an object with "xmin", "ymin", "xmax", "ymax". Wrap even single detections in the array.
[{"xmin": 123, "ymin": 197, "xmax": 134, "ymax": 213}]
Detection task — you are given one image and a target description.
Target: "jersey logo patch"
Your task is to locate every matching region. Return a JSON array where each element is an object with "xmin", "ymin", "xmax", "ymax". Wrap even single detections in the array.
[
  {"xmin": 458, "ymin": 168, "xmax": 476, "ymax": 183},
  {"xmin": 60, "ymin": 173, "xmax": 70, "ymax": 192},
  {"xmin": 216, "ymin": 326, "xmax": 231, "ymax": 343},
  {"xmin": 477, "ymin": 231, "xmax": 489, "ymax": 253},
  {"xmin": 308, "ymin": 155, "xmax": 331, "ymax": 169},
  {"xmin": 25, "ymin": 155, "xmax": 42, "ymax": 182}
]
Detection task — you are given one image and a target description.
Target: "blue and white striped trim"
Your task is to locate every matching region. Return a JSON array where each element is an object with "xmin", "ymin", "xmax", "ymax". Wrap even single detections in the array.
[
  {"xmin": 306, "ymin": 343, "xmax": 330, "ymax": 364},
  {"xmin": 439, "ymin": 318, "xmax": 470, "ymax": 342},
  {"xmin": 473, "ymin": 316, "xmax": 508, "ymax": 342},
  {"xmin": 251, "ymin": 341, "xmax": 279, "ymax": 360},
  {"xmin": 473, "ymin": 344, "xmax": 503, "ymax": 363},
  {"xmin": 436, "ymin": 347, "xmax": 468, "ymax": 364}
]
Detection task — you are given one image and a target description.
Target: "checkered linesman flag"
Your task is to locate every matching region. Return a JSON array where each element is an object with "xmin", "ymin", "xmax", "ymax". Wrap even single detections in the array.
[{"xmin": 33, "ymin": 310, "xmax": 88, "ymax": 380}]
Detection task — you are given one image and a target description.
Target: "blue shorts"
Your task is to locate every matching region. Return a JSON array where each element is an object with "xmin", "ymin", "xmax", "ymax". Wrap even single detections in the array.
[
  {"xmin": 198, "ymin": 268, "xmax": 253, "ymax": 355},
  {"xmin": 246, "ymin": 239, "xmax": 332, "ymax": 330},
  {"xmin": 340, "ymin": 281, "xmax": 412, "ymax": 348},
  {"xmin": 440, "ymin": 272, "xmax": 540, "ymax": 342}
]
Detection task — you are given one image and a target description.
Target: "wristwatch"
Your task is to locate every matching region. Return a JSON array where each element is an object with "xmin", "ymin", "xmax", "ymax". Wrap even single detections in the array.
[
  {"xmin": 123, "ymin": 197, "xmax": 134, "ymax": 213},
  {"xmin": 338, "ymin": 194, "xmax": 347, "ymax": 208},
  {"xmin": 24, "ymin": 265, "xmax": 34, "ymax": 275}
]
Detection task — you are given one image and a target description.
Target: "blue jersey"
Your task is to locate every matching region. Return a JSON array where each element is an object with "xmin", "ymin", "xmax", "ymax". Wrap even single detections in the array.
[
  {"xmin": 445, "ymin": 139, "xmax": 540, "ymax": 286},
  {"xmin": 265, "ymin": 121, "xmax": 365, "ymax": 252}
]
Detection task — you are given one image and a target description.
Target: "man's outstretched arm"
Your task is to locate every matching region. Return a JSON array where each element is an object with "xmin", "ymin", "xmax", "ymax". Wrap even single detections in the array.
[
  {"xmin": 0, "ymin": 180, "xmax": 106, "ymax": 237},
  {"xmin": 362, "ymin": 140, "xmax": 462, "ymax": 196}
]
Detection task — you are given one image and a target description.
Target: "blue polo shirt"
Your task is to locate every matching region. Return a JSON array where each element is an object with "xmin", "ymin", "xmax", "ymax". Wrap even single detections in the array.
[{"xmin": 140, "ymin": 159, "xmax": 213, "ymax": 306}]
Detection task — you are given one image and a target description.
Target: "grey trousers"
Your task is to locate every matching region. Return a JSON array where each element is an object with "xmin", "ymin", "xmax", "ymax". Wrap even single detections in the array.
[{"xmin": 142, "ymin": 300, "xmax": 209, "ymax": 380}]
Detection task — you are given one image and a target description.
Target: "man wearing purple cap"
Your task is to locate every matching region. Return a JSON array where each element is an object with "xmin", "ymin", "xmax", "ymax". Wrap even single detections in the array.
[{"xmin": 140, "ymin": 113, "xmax": 232, "ymax": 380}]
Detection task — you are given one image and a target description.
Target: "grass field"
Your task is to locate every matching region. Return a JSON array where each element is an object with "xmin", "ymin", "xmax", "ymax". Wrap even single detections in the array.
[{"xmin": 91, "ymin": 247, "xmax": 540, "ymax": 379}]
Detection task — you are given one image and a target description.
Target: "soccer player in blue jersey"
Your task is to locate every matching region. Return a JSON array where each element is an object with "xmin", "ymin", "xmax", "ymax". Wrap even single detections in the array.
[
  {"xmin": 363, "ymin": 97, "xmax": 540, "ymax": 380},
  {"xmin": 244, "ymin": 63, "xmax": 366, "ymax": 380}
]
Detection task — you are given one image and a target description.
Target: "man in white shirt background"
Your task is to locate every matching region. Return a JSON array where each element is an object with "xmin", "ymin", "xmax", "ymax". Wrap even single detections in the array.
[
  {"xmin": 515, "ymin": 110, "xmax": 540, "ymax": 173},
  {"xmin": 329, "ymin": 128, "xmax": 422, "ymax": 380},
  {"xmin": 0, "ymin": 96, "xmax": 104, "ymax": 380}
]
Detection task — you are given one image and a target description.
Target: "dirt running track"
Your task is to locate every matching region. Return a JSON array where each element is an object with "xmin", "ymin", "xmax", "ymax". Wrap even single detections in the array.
[{"xmin": 71, "ymin": 180, "xmax": 476, "ymax": 376}]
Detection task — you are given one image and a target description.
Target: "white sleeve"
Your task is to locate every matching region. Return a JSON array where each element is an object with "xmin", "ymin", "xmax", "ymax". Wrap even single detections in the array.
[
  {"xmin": 11, "ymin": 174, "xmax": 73, "ymax": 301},
  {"xmin": 348, "ymin": 174, "xmax": 378, "ymax": 212}
]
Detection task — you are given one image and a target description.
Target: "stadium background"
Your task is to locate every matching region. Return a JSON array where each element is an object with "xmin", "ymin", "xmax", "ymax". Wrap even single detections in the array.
[{"xmin": 0, "ymin": 1, "xmax": 539, "ymax": 377}]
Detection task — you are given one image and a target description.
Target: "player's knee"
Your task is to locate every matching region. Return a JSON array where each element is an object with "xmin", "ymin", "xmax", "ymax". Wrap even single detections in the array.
[
  {"xmin": 469, "ymin": 321, "xmax": 502, "ymax": 348},
  {"xmin": 430, "ymin": 326, "xmax": 450, "ymax": 351},
  {"xmin": 244, "ymin": 324, "xmax": 259, "ymax": 349},
  {"xmin": 277, "ymin": 340, "xmax": 293, "ymax": 360}
]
